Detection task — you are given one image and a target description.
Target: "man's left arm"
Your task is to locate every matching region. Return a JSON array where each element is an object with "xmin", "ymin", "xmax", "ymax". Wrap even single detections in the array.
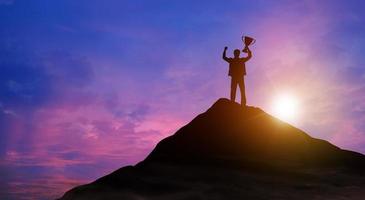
[{"xmin": 244, "ymin": 49, "xmax": 252, "ymax": 62}]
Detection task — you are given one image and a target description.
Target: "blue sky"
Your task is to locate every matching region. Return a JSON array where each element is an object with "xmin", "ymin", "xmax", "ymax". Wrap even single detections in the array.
[{"xmin": 1, "ymin": 0, "xmax": 365, "ymax": 199}]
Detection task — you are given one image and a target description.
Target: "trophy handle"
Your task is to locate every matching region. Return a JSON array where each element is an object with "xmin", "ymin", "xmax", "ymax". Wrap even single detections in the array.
[
  {"xmin": 251, "ymin": 39, "xmax": 256, "ymax": 45},
  {"xmin": 241, "ymin": 36, "xmax": 246, "ymax": 52}
]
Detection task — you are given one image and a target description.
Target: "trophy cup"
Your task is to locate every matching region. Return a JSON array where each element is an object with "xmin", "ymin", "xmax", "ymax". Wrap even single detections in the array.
[{"xmin": 242, "ymin": 36, "xmax": 255, "ymax": 53}]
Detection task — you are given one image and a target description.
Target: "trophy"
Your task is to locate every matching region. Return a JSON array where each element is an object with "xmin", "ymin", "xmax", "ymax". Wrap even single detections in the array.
[{"xmin": 242, "ymin": 36, "xmax": 255, "ymax": 53}]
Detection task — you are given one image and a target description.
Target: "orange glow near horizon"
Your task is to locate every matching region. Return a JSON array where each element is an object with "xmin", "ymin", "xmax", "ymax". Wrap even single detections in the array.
[{"xmin": 271, "ymin": 93, "xmax": 300, "ymax": 124}]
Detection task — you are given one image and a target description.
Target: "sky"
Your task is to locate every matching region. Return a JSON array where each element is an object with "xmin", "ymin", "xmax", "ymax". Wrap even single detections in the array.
[{"xmin": 1, "ymin": 0, "xmax": 365, "ymax": 199}]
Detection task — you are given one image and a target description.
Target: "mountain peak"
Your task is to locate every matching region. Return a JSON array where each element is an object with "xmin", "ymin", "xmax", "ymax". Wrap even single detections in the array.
[
  {"xmin": 208, "ymin": 98, "xmax": 262, "ymax": 115},
  {"xmin": 59, "ymin": 99, "xmax": 365, "ymax": 200},
  {"xmin": 209, "ymin": 98, "xmax": 270, "ymax": 123},
  {"xmin": 142, "ymin": 98, "xmax": 364, "ymax": 168},
  {"xmin": 209, "ymin": 98, "xmax": 239, "ymax": 109}
]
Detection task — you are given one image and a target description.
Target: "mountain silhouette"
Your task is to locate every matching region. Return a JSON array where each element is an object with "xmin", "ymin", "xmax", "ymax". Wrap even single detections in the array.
[{"xmin": 59, "ymin": 99, "xmax": 365, "ymax": 200}]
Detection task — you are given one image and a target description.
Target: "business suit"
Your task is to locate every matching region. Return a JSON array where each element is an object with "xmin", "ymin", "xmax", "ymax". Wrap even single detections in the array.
[{"xmin": 222, "ymin": 47, "xmax": 252, "ymax": 106}]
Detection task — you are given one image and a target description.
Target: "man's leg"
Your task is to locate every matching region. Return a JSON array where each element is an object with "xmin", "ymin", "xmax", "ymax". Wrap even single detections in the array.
[
  {"xmin": 238, "ymin": 77, "xmax": 246, "ymax": 106},
  {"xmin": 230, "ymin": 78, "xmax": 237, "ymax": 102}
]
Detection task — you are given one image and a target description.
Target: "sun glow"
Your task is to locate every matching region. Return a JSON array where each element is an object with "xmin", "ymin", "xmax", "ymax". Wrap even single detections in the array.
[{"xmin": 271, "ymin": 94, "xmax": 300, "ymax": 123}]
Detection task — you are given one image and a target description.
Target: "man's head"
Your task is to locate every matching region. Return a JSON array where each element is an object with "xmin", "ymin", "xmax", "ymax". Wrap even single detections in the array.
[{"xmin": 233, "ymin": 49, "xmax": 240, "ymax": 58}]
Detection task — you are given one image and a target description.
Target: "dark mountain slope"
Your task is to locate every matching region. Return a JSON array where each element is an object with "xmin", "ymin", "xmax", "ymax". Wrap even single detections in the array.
[
  {"xmin": 143, "ymin": 98, "xmax": 365, "ymax": 168},
  {"xmin": 59, "ymin": 98, "xmax": 365, "ymax": 200}
]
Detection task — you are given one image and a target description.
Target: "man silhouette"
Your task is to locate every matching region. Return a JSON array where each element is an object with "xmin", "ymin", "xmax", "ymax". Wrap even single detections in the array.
[{"xmin": 222, "ymin": 47, "xmax": 252, "ymax": 106}]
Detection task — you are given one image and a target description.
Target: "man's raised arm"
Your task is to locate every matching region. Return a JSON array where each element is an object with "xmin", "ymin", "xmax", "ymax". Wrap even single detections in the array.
[
  {"xmin": 222, "ymin": 46, "xmax": 229, "ymax": 62},
  {"xmin": 244, "ymin": 48, "xmax": 252, "ymax": 61}
]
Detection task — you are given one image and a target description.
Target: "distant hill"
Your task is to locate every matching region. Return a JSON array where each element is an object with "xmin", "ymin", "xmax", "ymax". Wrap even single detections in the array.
[{"xmin": 59, "ymin": 99, "xmax": 365, "ymax": 200}]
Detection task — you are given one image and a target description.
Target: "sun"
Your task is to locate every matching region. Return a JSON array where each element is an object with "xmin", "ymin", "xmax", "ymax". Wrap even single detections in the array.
[{"xmin": 271, "ymin": 94, "xmax": 300, "ymax": 123}]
